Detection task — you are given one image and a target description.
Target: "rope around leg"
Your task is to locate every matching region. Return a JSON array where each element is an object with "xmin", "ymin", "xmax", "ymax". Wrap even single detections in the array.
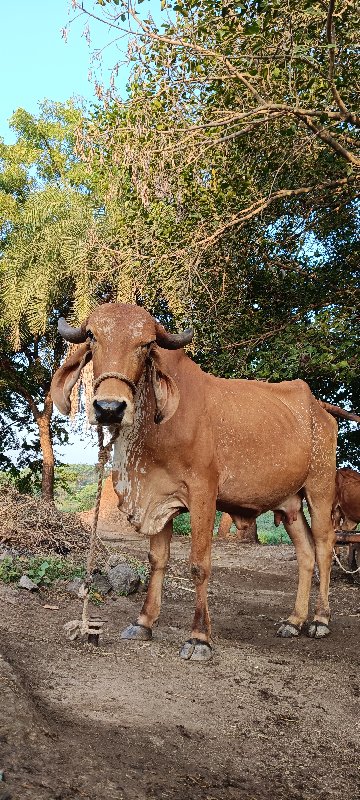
[{"xmin": 64, "ymin": 425, "xmax": 120, "ymax": 644}]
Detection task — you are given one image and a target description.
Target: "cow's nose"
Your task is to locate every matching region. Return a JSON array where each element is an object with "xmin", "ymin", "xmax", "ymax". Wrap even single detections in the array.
[{"xmin": 93, "ymin": 399, "xmax": 127, "ymax": 424}]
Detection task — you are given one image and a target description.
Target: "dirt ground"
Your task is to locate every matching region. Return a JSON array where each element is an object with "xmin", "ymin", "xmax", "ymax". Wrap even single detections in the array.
[{"xmin": 1, "ymin": 533, "xmax": 359, "ymax": 800}]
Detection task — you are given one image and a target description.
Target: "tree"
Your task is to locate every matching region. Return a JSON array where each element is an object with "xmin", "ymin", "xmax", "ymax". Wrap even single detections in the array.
[
  {"xmin": 69, "ymin": 0, "xmax": 359, "ymax": 462},
  {"xmin": 0, "ymin": 102, "xmax": 99, "ymax": 499},
  {"xmin": 0, "ymin": 326, "xmax": 71, "ymax": 499},
  {"xmin": 73, "ymin": 0, "xmax": 359, "ymax": 225},
  {"xmin": 1, "ymin": 0, "xmax": 359, "ymax": 485},
  {"xmin": 72, "ymin": 0, "xmax": 359, "ymax": 316}
]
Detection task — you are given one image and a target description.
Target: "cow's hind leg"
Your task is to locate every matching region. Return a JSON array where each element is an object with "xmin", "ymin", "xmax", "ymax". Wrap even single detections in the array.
[
  {"xmin": 277, "ymin": 507, "xmax": 315, "ymax": 637},
  {"xmin": 304, "ymin": 493, "xmax": 336, "ymax": 638},
  {"xmin": 120, "ymin": 522, "xmax": 172, "ymax": 641},
  {"xmin": 179, "ymin": 496, "xmax": 215, "ymax": 663},
  {"xmin": 218, "ymin": 512, "xmax": 233, "ymax": 539},
  {"xmin": 303, "ymin": 404, "xmax": 337, "ymax": 638}
]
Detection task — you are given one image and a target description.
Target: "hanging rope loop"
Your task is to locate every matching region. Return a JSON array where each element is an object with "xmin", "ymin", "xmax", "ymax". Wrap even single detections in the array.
[
  {"xmin": 332, "ymin": 547, "xmax": 360, "ymax": 575},
  {"xmin": 64, "ymin": 423, "xmax": 121, "ymax": 644}
]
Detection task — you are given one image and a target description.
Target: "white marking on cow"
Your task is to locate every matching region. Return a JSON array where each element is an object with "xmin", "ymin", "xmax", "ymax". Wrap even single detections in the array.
[
  {"xmin": 130, "ymin": 319, "xmax": 148, "ymax": 337},
  {"xmin": 112, "ymin": 372, "xmax": 148, "ymax": 518}
]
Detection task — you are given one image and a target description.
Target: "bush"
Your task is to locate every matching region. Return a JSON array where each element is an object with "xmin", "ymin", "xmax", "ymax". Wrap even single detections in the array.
[
  {"xmin": 0, "ymin": 556, "xmax": 22, "ymax": 583},
  {"xmin": 55, "ymin": 464, "xmax": 110, "ymax": 513},
  {"xmin": 173, "ymin": 509, "xmax": 292, "ymax": 544},
  {"xmin": 173, "ymin": 511, "xmax": 224, "ymax": 536},
  {"xmin": 257, "ymin": 529, "xmax": 291, "ymax": 545},
  {"xmin": 257, "ymin": 511, "xmax": 292, "ymax": 545},
  {"xmin": 0, "ymin": 554, "xmax": 85, "ymax": 586},
  {"xmin": 173, "ymin": 512, "xmax": 191, "ymax": 536},
  {"xmin": 57, "ymin": 481, "xmax": 99, "ymax": 513}
]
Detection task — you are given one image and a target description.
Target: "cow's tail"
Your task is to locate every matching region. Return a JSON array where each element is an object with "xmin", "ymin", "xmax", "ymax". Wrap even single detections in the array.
[{"xmin": 318, "ymin": 400, "xmax": 360, "ymax": 424}]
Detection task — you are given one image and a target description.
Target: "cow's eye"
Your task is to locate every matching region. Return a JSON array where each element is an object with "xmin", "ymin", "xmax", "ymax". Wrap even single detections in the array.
[
  {"xmin": 86, "ymin": 330, "xmax": 96, "ymax": 342},
  {"xmin": 141, "ymin": 341, "xmax": 155, "ymax": 351}
]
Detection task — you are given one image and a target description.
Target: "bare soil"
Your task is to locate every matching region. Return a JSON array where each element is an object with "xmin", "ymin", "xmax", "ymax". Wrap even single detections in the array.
[{"xmin": 1, "ymin": 534, "xmax": 359, "ymax": 800}]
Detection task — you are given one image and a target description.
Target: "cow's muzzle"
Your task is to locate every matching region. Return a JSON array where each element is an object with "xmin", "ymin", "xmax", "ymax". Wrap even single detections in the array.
[{"xmin": 93, "ymin": 399, "xmax": 127, "ymax": 424}]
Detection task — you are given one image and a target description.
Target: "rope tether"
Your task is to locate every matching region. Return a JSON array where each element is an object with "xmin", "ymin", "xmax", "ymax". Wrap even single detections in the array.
[
  {"xmin": 332, "ymin": 547, "xmax": 360, "ymax": 575},
  {"xmin": 64, "ymin": 424, "xmax": 120, "ymax": 644},
  {"xmin": 93, "ymin": 371, "xmax": 137, "ymax": 395}
]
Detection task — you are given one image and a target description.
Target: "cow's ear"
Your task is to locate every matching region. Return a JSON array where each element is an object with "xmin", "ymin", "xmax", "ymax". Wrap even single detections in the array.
[
  {"xmin": 150, "ymin": 351, "xmax": 180, "ymax": 424},
  {"xmin": 51, "ymin": 342, "xmax": 92, "ymax": 416}
]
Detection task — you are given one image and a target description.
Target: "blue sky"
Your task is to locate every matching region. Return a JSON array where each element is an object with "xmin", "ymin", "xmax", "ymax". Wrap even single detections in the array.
[
  {"xmin": 0, "ymin": 1, "xmax": 143, "ymax": 462},
  {"xmin": 0, "ymin": 0, "xmax": 132, "ymax": 143}
]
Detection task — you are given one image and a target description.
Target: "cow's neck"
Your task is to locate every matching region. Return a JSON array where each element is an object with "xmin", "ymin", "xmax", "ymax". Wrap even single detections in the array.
[{"xmin": 112, "ymin": 371, "xmax": 152, "ymax": 512}]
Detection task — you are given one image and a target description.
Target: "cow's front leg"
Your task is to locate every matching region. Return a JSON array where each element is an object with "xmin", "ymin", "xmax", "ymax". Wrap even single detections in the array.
[
  {"xmin": 121, "ymin": 522, "xmax": 172, "ymax": 641},
  {"xmin": 179, "ymin": 499, "xmax": 215, "ymax": 663}
]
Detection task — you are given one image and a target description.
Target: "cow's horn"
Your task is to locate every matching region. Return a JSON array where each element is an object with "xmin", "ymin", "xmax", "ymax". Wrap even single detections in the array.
[
  {"xmin": 58, "ymin": 317, "xmax": 87, "ymax": 343},
  {"xmin": 155, "ymin": 321, "xmax": 193, "ymax": 350}
]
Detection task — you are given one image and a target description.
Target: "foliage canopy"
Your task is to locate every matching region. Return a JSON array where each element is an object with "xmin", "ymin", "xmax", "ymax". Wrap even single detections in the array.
[
  {"xmin": 72, "ymin": 0, "xmax": 360, "ymax": 461},
  {"xmin": 0, "ymin": 0, "xmax": 359, "ymax": 475}
]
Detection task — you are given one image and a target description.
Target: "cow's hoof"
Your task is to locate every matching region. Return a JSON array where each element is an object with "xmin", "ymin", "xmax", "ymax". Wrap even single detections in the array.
[
  {"xmin": 120, "ymin": 623, "xmax": 152, "ymax": 641},
  {"xmin": 179, "ymin": 638, "xmax": 213, "ymax": 662},
  {"xmin": 307, "ymin": 621, "xmax": 330, "ymax": 639},
  {"xmin": 276, "ymin": 620, "xmax": 301, "ymax": 638}
]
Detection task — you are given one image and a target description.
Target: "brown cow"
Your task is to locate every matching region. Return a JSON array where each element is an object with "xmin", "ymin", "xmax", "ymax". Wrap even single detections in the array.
[
  {"xmin": 217, "ymin": 512, "xmax": 259, "ymax": 542},
  {"xmin": 333, "ymin": 468, "xmax": 360, "ymax": 531},
  {"xmin": 51, "ymin": 303, "xmax": 340, "ymax": 661}
]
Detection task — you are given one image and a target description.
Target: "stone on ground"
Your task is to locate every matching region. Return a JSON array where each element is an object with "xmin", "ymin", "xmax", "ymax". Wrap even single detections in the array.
[
  {"xmin": 90, "ymin": 573, "xmax": 112, "ymax": 595},
  {"xmin": 19, "ymin": 575, "xmax": 38, "ymax": 592},
  {"xmin": 65, "ymin": 577, "xmax": 86, "ymax": 597},
  {"xmin": 107, "ymin": 563, "xmax": 140, "ymax": 595}
]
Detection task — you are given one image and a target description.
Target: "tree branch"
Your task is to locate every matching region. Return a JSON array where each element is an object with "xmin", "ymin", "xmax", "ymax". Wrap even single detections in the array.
[
  {"xmin": 0, "ymin": 358, "xmax": 40, "ymax": 421},
  {"xmin": 294, "ymin": 111, "xmax": 360, "ymax": 166},
  {"xmin": 77, "ymin": 1, "xmax": 359, "ymax": 163},
  {"xmin": 198, "ymin": 176, "xmax": 354, "ymax": 249},
  {"xmin": 221, "ymin": 298, "xmax": 342, "ymax": 352},
  {"xmin": 326, "ymin": 0, "xmax": 360, "ymax": 127}
]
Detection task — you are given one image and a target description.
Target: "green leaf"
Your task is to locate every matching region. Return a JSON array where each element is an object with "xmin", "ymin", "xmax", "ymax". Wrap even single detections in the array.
[{"xmin": 243, "ymin": 21, "xmax": 260, "ymax": 35}]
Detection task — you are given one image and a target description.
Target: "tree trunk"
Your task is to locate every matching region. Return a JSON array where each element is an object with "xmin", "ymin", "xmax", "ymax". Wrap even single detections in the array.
[{"xmin": 37, "ymin": 393, "xmax": 55, "ymax": 502}]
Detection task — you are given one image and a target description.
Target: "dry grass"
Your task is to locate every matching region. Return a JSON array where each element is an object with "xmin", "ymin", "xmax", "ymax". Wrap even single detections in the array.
[{"xmin": 0, "ymin": 486, "xmax": 92, "ymax": 557}]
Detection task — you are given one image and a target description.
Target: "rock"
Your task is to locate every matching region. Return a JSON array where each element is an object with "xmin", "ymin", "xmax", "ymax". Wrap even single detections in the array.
[
  {"xmin": 107, "ymin": 563, "xmax": 140, "ymax": 595},
  {"xmin": 91, "ymin": 573, "xmax": 112, "ymax": 595},
  {"xmin": 107, "ymin": 554, "xmax": 120, "ymax": 569},
  {"xmin": 19, "ymin": 575, "xmax": 38, "ymax": 591},
  {"xmin": 65, "ymin": 577, "xmax": 86, "ymax": 598},
  {"xmin": 64, "ymin": 619, "xmax": 83, "ymax": 641},
  {"xmin": 0, "ymin": 547, "xmax": 19, "ymax": 561}
]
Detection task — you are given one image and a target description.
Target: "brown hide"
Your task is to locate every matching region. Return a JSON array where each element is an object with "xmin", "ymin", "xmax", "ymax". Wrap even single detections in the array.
[
  {"xmin": 110, "ymin": 350, "xmax": 336, "ymax": 537},
  {"xmin": 217, "ymin": 512, "xmax": 259, "ymax": 543},
  {"xmin": 333, "ymin": 468, "xmax": 360, "ymax": 531},
  {"xmin": 80, "ymin": 476, "xmax": 134, "ymax": 535},
  {"xmin": 52, "ymin": 303, "xmax": 339, "ymax": 654}
]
